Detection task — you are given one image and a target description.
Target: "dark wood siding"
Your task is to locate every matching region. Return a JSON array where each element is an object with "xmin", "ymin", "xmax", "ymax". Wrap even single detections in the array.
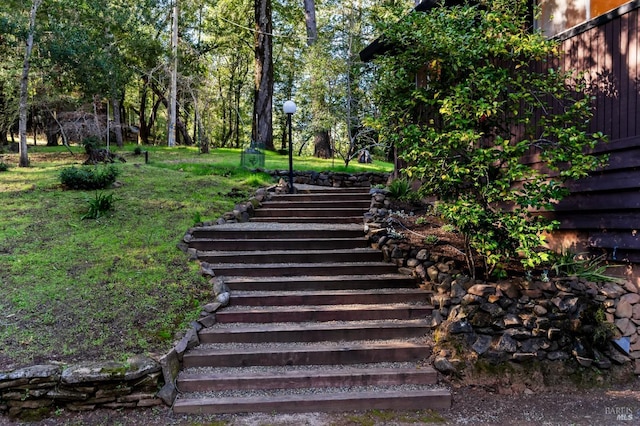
[{"xmin": 548, "ymin": 4, "xmax": 640, "ymax": 264}]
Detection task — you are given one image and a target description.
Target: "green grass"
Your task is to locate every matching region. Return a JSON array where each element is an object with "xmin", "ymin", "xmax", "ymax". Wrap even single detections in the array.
[{"xmin": 0, "ymin": 144, "xmax": 392, "ymax": 369}]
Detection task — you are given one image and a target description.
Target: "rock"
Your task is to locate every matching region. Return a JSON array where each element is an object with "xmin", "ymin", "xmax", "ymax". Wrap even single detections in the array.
[
  {"xmin": 533, "ymin": 305, "xmax": 548, "ymax": 316},
  {"xmin": 416, "ymin": 249, "xmax": 429, "ymax": 260},
  {"xmin": 468, "ymin": 284, "xmax": 496, "ymax": 297},
  {"xmin": 512, "ymin": 353, "xmax": 537, "ymax": 362},
  {"xmin": 159, "ymin": 349, "xmax": 180, "ymax": 388},
  {"xmin": 620, "ymin": 279, "xmax": 637, "ymax": 293},
  {"xmin": 450, "ymin": 282, "xmax": 467, "ymax": 298},
  {"xmin": 156, "ymin": 382, "xmax": 177, "ymax": 406},
  {"xmin": 433, "ymin": 356, "xmax": 457, "ymax": 374},
  {"xmin": 446, "ymin": 319, "xmax": 474, "ymax": 334},
  {"xmin": 494, "ymin": 334, "xmax": 517, "ymax": 353},
  {"xmin": 198, "ymin": 314, "xmax": 216, "ymax": 328},
  {"xmin": 547, "ymin": 328, "xmax": 562, "ymax": 340},
  {"xmin": 547, "ymin": 351, "xmax": 569, "ymax": 361},
  {"xmin": 615, "ymin": 300, "xmax": 634, "ymax": 319},
  {"xmin": 497, "ymin": 281, "xmax": 520, "ymax": 298},
  {"xmin": 480, "ymin": 302, "xmax": 504, "ymax": 317},
  {"xmin": 427, "ymin": 266, "xmax": 439, "ymax": 282},
  {"xmin": 620, "ymin": 293, "xmax": 640, "ymax": 305},
  {"xmin": 633, "ymin": 304, "xmax": 640, "ymax": 320},
  {"xmin": 0, "ymin": 365, "xmax": 60, "ymax": 382},
  {"xmin": 406, "ymin": 258, "xmax": 421, "ymax": 267},
  {"xmin": 215, "ymin": 292, "xmax": 230, "ymax": 306},
  {"xmin": 212, "ymin": 279, "xmax": 230, "ymax": 296},
  {"xmin": 575, "ymin": 355, "xmax": 594, "ymax": 367},
  {"xmin": 202, "ymin": 301, "xmax": 222, "ymax": 313},
  {"xmin": 600, "ymin": 283, "xmax": 625, "ymax": 299},
  {"xmin": 616, "ymin": 318, "xmax": 635, "ymax": 336},
  {"xmin": 428, "ymin": 310, "xmax": 443, "ymax": 328},
  {"xmin": 61, "ymin": 356, "xmax": 160, "ymax": 384},
  {"xmin": 472, "ymin": 335, "xmax": 493, "ymax": 354}
]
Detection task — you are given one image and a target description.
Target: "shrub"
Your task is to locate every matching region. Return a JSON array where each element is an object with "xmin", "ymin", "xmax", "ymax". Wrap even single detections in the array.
[
  {"xmin": 387, "ymin": 178, "xmax": 412, "ymax": 199},
  {"xmin": 0, "ymin": 162, "xmax": 8, "ymax": 172},
  {"xmin": 82, "ymin": 192, "xmax": 117, "ymax": 220},
  {"xmin": 60, "ymin": 165, "xmax": 120, "ymax": 190},
  {"xmin": 82, "ymin": 136, "xmax": 101, "ymax": 154},
  {"xmin": 133, "ymin": 146, "xmax": 142, "ymax": 156},
  {"xmin": 372, "ymin": 0, "xmax": 606, "ymax": 278}
]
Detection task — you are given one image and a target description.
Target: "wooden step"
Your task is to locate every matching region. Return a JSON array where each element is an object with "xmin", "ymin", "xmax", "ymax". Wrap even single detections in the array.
[
  {"xmin": 253, "ymin": 208, "xmax": 366, "ymax": 218},
  {"xmin": 173, "ymin": 388, "xmax": 451, "ymax": 414},
  {"xmin": 201, "ymin": 261, "xmax": 399, "ymax": 277},
  {"xmin": 188, "ymin": 237, "xmax": 369, "ymax": 251},
  {"xmin": 221, "ymin": 275, "xmax": 418, "ymax": 291},
  {"xmin": 261, "ymin": 200, "xmax": 371, "ymax": 209},
  {"xmin": 182, "ymin": 341, "xmax": 432, "ymax": 368},
  {"xmin": 197, "ymin": 248, "xmax": 382, "ymax": 264},
  {"xmin": 249, "ymin": 216, "xmax": 364, "ymax": 224},
  {"xmin": 176, "ymin": 365, "xmax": 438, "ymax": 392},
  {"xmin": 199, "ymin": 320, "xmax": 430, "ymax": 344},
  {"xmin": 215, "ymin": 304, "xmax": 432, "ymax": 324},
  {"xmin": 189, "ymin": 224, "xmax": 364, "ymax": 240},
  {"xmin": 229, "ymin": 288, "xmax": 430, "ymax": 306}
]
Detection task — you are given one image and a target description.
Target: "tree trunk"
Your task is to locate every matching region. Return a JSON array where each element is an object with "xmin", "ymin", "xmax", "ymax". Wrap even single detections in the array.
[
  {"xmin": 18, "ymin": 0, "xmax": 42, "ymax": 167},
  {"xmin": 253, "ymin": 0, "xmax": 274, "ymax": 150},
  {"xmin": 303, "ymin": 0, "xmax": 318, "ymax": 45},
  {"xmin": 112, "ymin": 98, "xmax": 124, "ymax": 147},
  {"xmin": 313, "ymin": 130, "xmax": 332, "ymax": 158},
  {"xmin": 304, "ymin": 0, "xmax": 331, "ymax": 159}
]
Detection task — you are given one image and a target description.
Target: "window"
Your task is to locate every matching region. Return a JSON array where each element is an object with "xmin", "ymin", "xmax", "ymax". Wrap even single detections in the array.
[{"xmin": 536, "ymin": 0, "xmax": 631, "ymax": 36}]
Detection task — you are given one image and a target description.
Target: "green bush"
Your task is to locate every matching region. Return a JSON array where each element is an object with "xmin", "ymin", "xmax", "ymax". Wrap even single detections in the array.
[
  {"xmin": 60, "ymin": 165, "xmax": 120, "ymax": 190},
  {"xmin": 81, "ymin": 192, "xmax": 117, "ymax": 220},
  {"xmin": 82, "ymin": 136, "xmax": 101, "ymax": 153},
  {"xmin": 0, "ymin": 162, "xmax": 8, "ymax": 172},
  {"xmin": 387, "ymin": 178, "xmax": 412, "ymax": 199},
  {"xmin": 372, "ymin": 0, "xmax": 606, "ymax": 278}
]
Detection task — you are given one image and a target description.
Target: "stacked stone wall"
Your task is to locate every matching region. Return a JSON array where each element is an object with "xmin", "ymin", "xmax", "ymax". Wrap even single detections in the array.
[{"xmin": 365, "ymin": 189, "xmax": 640, "ymax": 374}]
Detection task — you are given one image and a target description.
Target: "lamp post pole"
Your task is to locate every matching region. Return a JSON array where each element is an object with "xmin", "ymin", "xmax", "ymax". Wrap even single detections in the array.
[{"xmin": 283, "ymin": 100, "xmax": 297, "ymax": 194}]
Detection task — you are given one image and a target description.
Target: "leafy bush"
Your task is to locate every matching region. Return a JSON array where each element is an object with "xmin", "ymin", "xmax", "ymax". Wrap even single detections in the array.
[
  {"xmin": 60, "ymin": 165, "xmax": 120, "ymax": 190},
  {"xmin": 82, "ymin": 136, "xmax": 101, "ymax": 153},
  {"xmin": 387, "ymin": 178, "xmax": 412, "ymax": 199},
  {"xmin": 133, "ymin": 146, "xmax": 143, "ymax": 156},
  {"xmin": 372, "ymin": 0, "xmax": 606, "ymax": 278},
  {"xmin": 0, "ymin": 162, "xmax": 8, "ymax": 172},
  {"xmin": 82, "ymin": 192, "xmax": 117, "ymax": 220}
]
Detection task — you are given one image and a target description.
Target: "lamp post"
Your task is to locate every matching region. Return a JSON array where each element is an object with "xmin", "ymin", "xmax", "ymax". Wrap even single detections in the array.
[{"xmin": 283, "ymin": 100, "xmax": 296, "ymax": 193}]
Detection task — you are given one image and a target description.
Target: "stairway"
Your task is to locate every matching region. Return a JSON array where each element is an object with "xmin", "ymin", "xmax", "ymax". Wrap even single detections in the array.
[{"xmin": 174, "ymin": 186, "xmax": 451, "ymax": 415}]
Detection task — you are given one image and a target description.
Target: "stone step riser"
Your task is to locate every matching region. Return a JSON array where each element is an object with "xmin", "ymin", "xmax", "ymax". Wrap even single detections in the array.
[
  {"xmin": 176, "ymin": 369, "xmax": 438, "ymax": 393},
  {"xmin": 253, "ymin": 208, "xmax": 365, "ymax": 218},
  {"xmin": 189, "ymin": 229, "xmax": 365, "ymax": 240},
  {"xmin": 183, "ymin": 345, "xmax": 431, "ymax": 368},
  {"xmin": 188, "ymin": 238, "xmax": 368, "ymax": 251},
  {"xmin": 229, "ymin": 291, "xmax": 428, "ymax": 306},
  {"xmin": 223, "ymin": 277, "xmax": 417, "ymax": 292},
  {"xmin": 173, "ymin": 391, "xmax": 451, "ymax": 414},
  {"xmin": 214, "ymin": 307, "xmax": 432, "ymax": 324},
  {"xmin": 197, "ymin": 251, "xmax": 382, "ymax": 264},
  {"xmin": 199, "ymin": 324, "xmax": 430, "ymax": 344},
  {"xmin": 208, "ymin": 263, "xmax": 399, "ymax": 277}
]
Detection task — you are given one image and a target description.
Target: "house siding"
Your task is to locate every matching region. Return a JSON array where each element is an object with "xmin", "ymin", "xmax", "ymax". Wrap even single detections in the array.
[{"xmin": 547, "ymin": 4, "xmax": 640, "ymax": 271}]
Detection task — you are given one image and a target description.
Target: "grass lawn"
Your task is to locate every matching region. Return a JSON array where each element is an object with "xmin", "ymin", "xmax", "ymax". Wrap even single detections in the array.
[{"xmin": 0, "ymin": 145, "xmax": 392, "ymax": 370}]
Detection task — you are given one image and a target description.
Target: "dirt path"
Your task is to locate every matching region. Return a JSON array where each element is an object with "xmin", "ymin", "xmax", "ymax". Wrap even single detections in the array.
[{"xmin": 2, "ymin": 382, "xmax": 639, "ymax": 425}]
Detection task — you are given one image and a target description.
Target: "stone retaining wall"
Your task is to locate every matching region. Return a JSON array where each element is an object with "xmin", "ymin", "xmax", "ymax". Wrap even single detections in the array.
[
  {"xmin": 365, "ymin": 189, "xmax": 640, "ymax": 375},
  {"xmin": 0, "ymin": 356, "xmax": 163, "ymax": 419},
  {"xmin": 267, "ymin": 170, "xmax": 389, "ymax": 188}
]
